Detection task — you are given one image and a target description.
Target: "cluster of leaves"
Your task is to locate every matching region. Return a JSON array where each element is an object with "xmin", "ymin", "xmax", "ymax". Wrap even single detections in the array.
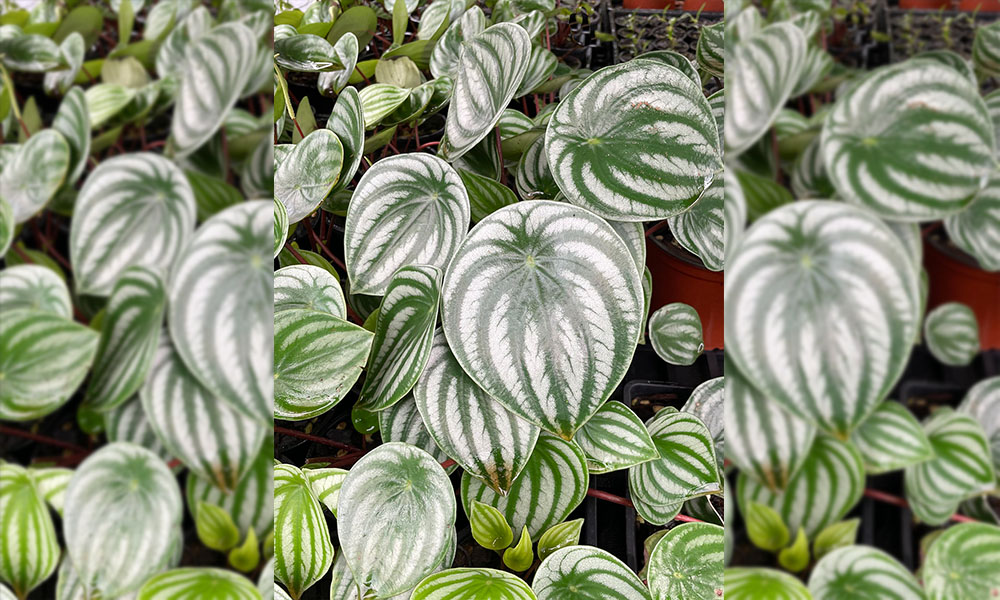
[
  {"xmin": 0, "ymin": 0, "xmax": 274, "ymax": 598},
  {"xmin": 272, "ymin": 0, "xmax": 726, "ymax": 597},
  {"xmin": 724, "ymin": 0, "xmax": 1000, "ymax": 597}
]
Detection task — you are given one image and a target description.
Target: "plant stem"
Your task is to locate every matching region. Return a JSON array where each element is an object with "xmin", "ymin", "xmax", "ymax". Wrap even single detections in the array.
[
  {"xmin": 585, "ymin": 488, "xmax": 704, "ymax": 523},
  {"xmin": 0, "ymin": 425, "xmax": 87, "ymax": 453},
  {"xmin": 273, "ymin": 426, "xmax": 363, "ymax": 453},
  {"xmin": 862, "ymin": 488, "xmax": 977, "ymax": 524}
]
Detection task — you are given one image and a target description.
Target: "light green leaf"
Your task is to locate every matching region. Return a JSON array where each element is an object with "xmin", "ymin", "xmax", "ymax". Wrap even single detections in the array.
[
  {"xmin": 274, "ymin": 128, "xmax": 344, "ymax": 223},
  {"xmin": 27, "ymin": 466, "xmax": 73, "ymax": 516},
  {"xmin": 0, "ymin": 264, "xmax": 72, "ymax": 318},
  {"xmin": 850, "ymin": 401, "xmax": 933, "ymax": 474},
  {"xmin": 138, "ymin": 568, "xmax": 259, "ymax": 600},
  {"xmin": 470, "ymin": 500, "xmax": 513, "ymax": 551},
  {"xmin": 574, "ymin": 401, "xmax": 658, "ymax": 474},
  {"xmin": 923, "ymin": 522, "xmax": 1000, "ymax": 600},
  {"xmin": 745, "ymin": 502, "xmax": 790, "ymax": 552},
  {"xmin": 0, "ymin": 463, "xmax": 60, "ymax": 599},
  {"xmin": 273, "ymin": 463, "xmax": 333, "ymax": 599},
  {"xmin": 536, "ymin": 519, "xmax": 584, "ymax": 562},
  {"xmin": 534, "ymin": 545, "xmax": 650, "ymax": 600},
  {"xmin": 809, "ymin": 545, "xmax": 923, "ymax": 599},
  {"xmin": 924, "ymin": 302, "xmax": 980, "ymax": 367},
  {"xmin": 357, "ymin": 83, "xmax": 410, "ymax": 129},
  {"xmin": 725, "ymin": 568, "xmax": 811, "ymax": 600},
  {"xmin": 648, "ymin": 523, "xmax": 724, "ymax": 600},
  {"xmin": 811, "ymin": 519, "xmax": 860, "ymax": 561},
  {"xmin": 0, "ymin": 129, "xmax": 70, "ymax": 224},
  {"xmin": 84, "ymin": 83, "xmax": 136, "ymax": 128},
  {"xmin": 778, "ymin": 528, "xmax": 810, "ymax": 573},
  {"xmin": 412, "ymin": 568, "xmax": 536, "ymax": 600},
  {"xmin": 229, "ymin": 528, "xmax": 260, "ymax": 573},
  {"xmin": 503, "ymin": 526, "xmax": 532, "ymax": 572},
  {"xmin": 195, "ymin": 501, "xmax": 240, "ymax": 551},
  {"xmin": 273, "ymin": 264, "xmax": 345, "ymax": 318}
]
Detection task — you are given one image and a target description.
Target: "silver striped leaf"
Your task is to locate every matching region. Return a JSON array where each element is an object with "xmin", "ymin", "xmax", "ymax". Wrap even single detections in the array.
[
  {"xmin": 273, "ymin": 463, "xmax": 333, "ymax": 599},
  {"xmin": 273, "ymin": 308, "xmax": 373, "ymax": 421},
  {"xmin": 330, "ymin": 540, "xmax": 453, "ymax": 600},
  {"xmin": 498, "ymin": 108, "xmax": 535, "ymax": 139},
  {"xmin": 636, "ymin": 50, "xmax": 699, "ymax": 85},
  {"xmin": 274, "ymin": 129, "xmax": 345, "ymax": 224},
  {"xmin": 850, "ymin": 401, "xmax": 933, "ymax": 474},
  {"xmin": 945, "ymin": 172, "xmax": 1000, "ymax": 272},
  {"xmin": 156, "ymin": 6, "xmax": 212, "ymax": 78},
  {"xmin": 515, "ymin": 44, "xmax": 557, "ymax": 98},
  {"xmin": 443, "ymin": 22, "xmax": 530, "ymax": 160},
  {"xmin": 83, "ymin": 83, "xmax": 136, "ymax": 129},
  {"xmin": 668, "ymin": 176, "xmax": 724, "ymax": 271},
  {"xmin": 726, "ymin": 366, "xmax": 816, "ymax": 491},
  {"xmin": 790, "ymin": 137, "xmax": 834, "ymax": 200},
  {"xmin": 682, "ymin": 376, "xmax": 724, "ymax": 463},
  {"xmin": 0, "ymin": 264, "xmax": 72, "ymax": 318},
  {"xmin": 647, "ymin": 523, "xmax": 724, "ymax": 600},
  {"xmin": 957, "ymin": 376, "xmax": 1000, "ymax": 472},
  {"xmin": 0, "ymin": 309, "xmax": 98, "ymax": 422},
  {"xmin": 973, "ymin": 20, "xmax": 1000, "ymax": 78},
  {"xmin": 648, "ymin": 303, "xmax": 704, "ymax": 366},
  {"xmin": 725, "ymin": 568, "xmax": 811, "ymax": 600},
  {"xmin": 726, "ymin": 201, "xmax": 921, "ymax": 438},
  {"xmin": 64, "ymin": 443, "xmax": 182, "ymax": 600},
  {"xmin": 105, "ymin": 396, "xmax": 171, "ymax": 462},
  {"xmin": 414, "ymin": 329, "xmax": 540, "ymax": 493},
  {"xmin": 275, "ymin": 33, "xmax": 340, "ymax": 72},
  {"xmin": 44, "ymin": 33, "xmax": 83, "ymax": 95},
  {"xmin": 84, "ymin": 266, "xmax": 165, "ymax": 412},
  {"xmin": 273, "ymin": 197, "xmax": 287, "ymax": 258},
  {"xmin": 608, "ymin": 220, "xmax": 645, "ymax": 277},
  {"xmin": 708, "ymin": 89, "xmax": 724, "ymax": 150},
  {"xmin": 738, "ymin": 434, "xmax": 864, "ymax": 538},
  {"xmin": 137, "ymin": 568, "xmax": 259, "ymax": 600},
  {"xmin": 0, "ymin": 197, "xmax": 11, "ymax": 258},
  {"xmin": 169, "ymin": 201, "xmax": 273, "ymax": 425},
  {"xmin": 986, "ymin": 89, "xmax": 1000, "ymax": 157},
  {"xmin": 515, "ymin": 134, "xmax": 559, "ymax": 200},
  {"xmin": 726, "ymin": 23, "xmax": 806, "ymax": 155},
  {"xmin": 357, "ymin": 265, "xmax": 440, "ymax": 411},
  {"xmin": 28, "ymin": 467, "xmax": 73, "ymax": 516},
  {"xmin": 924, "ymin": 302, "xmax": 980, "ymax": 367},
  {"xmin": 792, "ymin": 44, "xmax": 834, "ymax": 97},
  {"xmin": 171, "ymin": 22, "xmax": 257, "ymax": 157},
  {"xmin": 545, "ymin": 60, "xmax": 720, "ymax": 221},
  {"xmin": 808, "ymin": 545, "xmax": 923, "ymax": 600},
  {"xmin": 412, "ymin": 568, "xmax": 535, "ymax": 600},
  {"xmin": 629, "ymin": 492, "xmax": 681, "ymax": 528},
  {"xmin": 574, "ymin": 401, "xmax": 658, "ymax": 474},
  {"xmin": 821, "ymin": 60, "xmax": 995, "ymax": 221},
  {"xmin": 344, "ymin": 153, "xmax": 469, "ymax": 296},
  {"xmin": 378, "ymin": 396, "xmax": 456, "ymax": 474},
  {"xmin": 0, "ymin": 31, "xmax": 63, "ymax": 71},
  {"xmin": 273, "ymin": 264, "xmax": 346, "ymax": 318},
  {"xmin": 695, "ymin": 21, "xmax": 724, "ymax": 77},
  {"xmin": 51, "ymin": 86, "xmax": 91, "ymax": 186},
  {"xmin": 460, "ymin": 168, "xmax": 518, "ymax": 223},
  {"xmin": 142, "ymin": 336, "xmax": 267, "ymax": 492},
  {"xmin": 326, "ymin": 86, "xmax": 364, "ymax": 195},
  {"xmin": 0, "ymin": 129, "xmax": 70, "ymax": 224},
  {"xmin": 338, "ymin": 443, "xmax": 457, "ymax": 599},
  {"xmin": 0, "ymin": 463, "xmax": 60, "ymax": 599},
  {"xmin": 533, "ymin": 546, "xmax": 649, "ymax": 600},
  {"xmin": 70, "ymin": 152, "xmax": 196, "ymax": 297},
  {"xmin": 243, "ymin": 137, "xmax": 273, "ymax": 201},
  {"xmin": 186, "ymin": 436, "xmax": 273, "ymax": 541},
  {"xmin": 923, "ymin": 522, "xmax": 1000, "ymax": 600},
  {"xmin": 461, "ymin": 432, "xmax": 587, "ymax": 539},
  {"xmin": 904, "ymin": 408, "xmax": 995, "ymax": 526},
  {"xmin": 429, "ymin": 7, "xmax": 486, "ymax": 79},
  {"xmin": 358, "ymin": 84, "xmax": 411, "ymax": 129},
  {"xmin": 442, "ymin": 201, "xmax": 642, "ymax": 439}
]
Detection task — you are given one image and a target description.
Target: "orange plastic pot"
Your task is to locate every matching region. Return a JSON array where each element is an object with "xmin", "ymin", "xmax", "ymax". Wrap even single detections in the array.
[
  {"xmin": 683, "ymin": 0, "xmax": 725, "ymax": 9},
  {"xmin": 923, "ymin": 235, "xmax": 1000, "ymax": 350},
  {"xmin": 899, "ymin": 0, "xmax": 952, "ymax": 7},
  {"xmin": 958, "ymin": 0, "xmax": 1000, "ymax": 9},
  {"xmin": 623, "ymin": 0, "xmax": 672, "ymax": 8},
  {"xmin": 646, "ymin": 237, "xmax": 724, "ymax": 350}
]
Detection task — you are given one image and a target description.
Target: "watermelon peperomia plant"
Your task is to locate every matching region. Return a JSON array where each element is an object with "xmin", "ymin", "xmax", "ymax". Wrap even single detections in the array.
[
  {"xmin": 273, "ymin": 0, "xmax": 725, "ymax": 597},
  {"xmin": 724, "ymin": 1, "xmax": 1000, "ymax": 598},
  {"xmin": 0, "ymin": 1, "xmax": 273, "ymax": 599}
]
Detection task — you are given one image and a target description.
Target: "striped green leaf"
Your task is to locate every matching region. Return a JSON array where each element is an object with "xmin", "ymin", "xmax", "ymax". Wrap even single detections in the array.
[
  {"xmin": 608, "ymin": 220, "xmax": 645, "ymax": 277},
  {"xmin": 516, "ymin": 134, "xmax": 559, "ymax": 201},
  {"xmin": 414, "ymin": 329, "xmax": 539, "ymax": 493},
  {"xmin": 461, "ymin": 168, "xmax": 519, "ymax": 222},
  {"xmin": 84, "ymin": 83, "xmax": 136, "ymax": 128},
  {"xmin": 987, "ymin": 89, "xmax": 1000, "ymax": 157},
  {"xmin": 726, "ymin": 201, "xmax": 921, "ymax": 438},
  {"xmin": 0, "ymin": 129, "xmax": 70, "ymax": 224},
  {"xmin": 945, "ymin": 172, "xmax": 1000, "ymax": 272},
  {"xmin": 545, "ymin": 60, "xmax": 720, "ymax": 221},
  {"xmin": 274, "ymin": 129, "xmax": 344, "ymax": 224},
  {"xmin": 958, "ymin": 376, "xmax": 1000, "ymax": 472},
  {"xmin": 70, "ymin": 152, "xmax": 196, "ymax": 297},
  {"xmin": 738, "ymin": 434, "xmax": 863, "ymax": 538},
  {"xmin": 668, "ymin": 177, "xmax": 724, "ymax": 271},
  {"xmin": 637, "ymin": 50, "xmax": 699, "ymax": 85},
  {"xmin": 461, "ymin": 432, "xmax": 587, "ymax": 539},
  {"xmin": 412, "ymin": 568, "xmax": 535, "ymax": 600},
  {"xmin": 430, "ymin": 7, "xmax": 486, "ymax": 79},
  {"xmin": 515, "ymin": 44, "xmax": 556, "ymax": 98},
  {"xmin": 0, "ymin": 198, "xmax": 11, "ymax": 259},
  {"xmin": 470, "ymin": 500, "xmax": 514, "ymax": 550},
  {"xmin": 105, "ymin": 395, "xmax": 171, "ymax": 462},
  {"xmin": 274, "ymin": 308, "xmax": 372, "ymax": 420},
  {"xmin": 498, "ymin": 109, "xmax": 535, "ymax": 139},
  {"xmin": 51, "ymin": 87, "xmax": 90, "ymax": 186},
  {"xmin": 725, "ymin": 568, "xmax": 811, "ymax": 600},
  {"xmin": 187, "ymin": 436, "xmax": 273, "ymax": 541},
  {"xmin": 925, "ymin": 302, "xmax": 981, "ymax": 367},
  {"xmin": 273, "ymin": 264, "xmax": 345, "ymax": 318},
  {"xmin": 850, "ymin": 401, "xmax": 933, "ymax": 474},
  {"xmin": 629, "ymin": 410, "xmax": 720, "ymax": 511},
  {"xmin": 344, "ymin": 153, "xmax": 469, "ymax": 296},
  {"xmin": 187, "ymin": 171, "xmax": 243, "ymax": 221},
  {"xmin": 648, "ymin": 303, "xmax": 704, "ymax": 366},
  {"xmin": 574, "ymin": 401, "xmax": 658, "ymax": 474},
  {"xmin": 325, "ymin": 87, "xmax": 364, "ymax": 195},
  {"xmin": 0, "ymin": 30, "xmax": 63, "ymax": 71},
  {"xmin": 695, "ymin": 21, "xmax": 724, "ymax": 77},
  {"xmin": 630, "ymin": 493, "xmax": 682, "ymax": 527},
  {"xmin": 727, "ymin": 23, "xmax": 807, "ymax": 155},
  {"xmin": 0, "ymin": 264, "xmax": 72, "ymax": 318},
  {"xmin": 923, "ymin": 522, "xmax": 1000, "ymax": 600},
  {"xmin": 905, "ymin": 408, "xmax": 995, "ymax": 526},
  {"xmin": 808, "ymin": 545, "xmax": 923, "ymax": 600},
  {"xmin": 339, "ymin": 443, "xmax": 457, "ymax": 598},
  {"xmin": 973, "ymin": 20, "xmax": 1000, "ymax": 78},
  {"xmin": 0, "ymin": 463, "xmax": 60, "ymax": 599},
  {"xmin": 137, "ymin": 568, "xmax": 259, "ymax": 600},
  {"xmin": 273, "ymin": 198, "xmax": 287, "ymax": 258},
  {"xmin": 143, "ymin": 336, "xmax": 266, "ymax": 491},
  {"xmin": 647, "ymin": 523, "xmax": 724, "ymax": 600},
  {"xmin": 682, "ymin": 376, "xmax": 724, "ymax": 463},
  {"xmin": 443, "ymin": 22, "xmax": 530, "ymax": 160},
  {"xmin": 275, "ymin": 33, "xmax": 340, "ymax": 72},
  {"xmin": 357, "ymin": 265, "xmax": 440, "ymax": 411},
  {"xmin": 505, "ymin": 527, "xmax": 535, "ymax": 571},
  {"xmin": 83, "ymin": 266, "xmax": 165, "ymax": 412},
  {"xmin": 378, "ymin": 396, "xmax": 455, "ymax": 473},
  {"xmin": 793, "ymin": 44, "xmax": 834, "ymax": 97},
  {"xmin": 791, "ymin": 137, "xmax": 834, "ymax": 200},
  {"xmin": 243, "ymin": 137, "xmax": 274, "ymax": 201},
  {"xmin": 0, "ymin": 309, "xmax": 98, "ymax": 421},
  {"xmin": 273, "ymin": 463, "xmax": 333, "ymax": 599},
  {"xmin": 533, "ymin": 546, "xmax": 649, "ymax": 600},
  {"xmin": 169, "ymin": 201, "xmax": 273, "ymax": 425},
  {"xmin": 441, "ymin": 201, "xmax": 642, "ymax": 439},
  {"xmin": 28, "ymin": 467, "xmax": 72, "ymax": 516},
  {"xmin": 821, "ymin": 60, "xmax": 995, "ymax": 221},
  {"xmin": 318, "ymin": 34, "xmax": 359, "ymax": 96},
  {"xmin": 171, "ymin": 22, "xmax": 257, "ymax": 156},
  {"xmin": 358, "ymin": 84, "xmax": 410, "ymax": 129},
  {"xmin": 64, "ymin": 443, "xmax": 183, "ymax": 600},
  {"xmin": 156, "ymin": 6, "xmax": 212, "ymax": 78}
]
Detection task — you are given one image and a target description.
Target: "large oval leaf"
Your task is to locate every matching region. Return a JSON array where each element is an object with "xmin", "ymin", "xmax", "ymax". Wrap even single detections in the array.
[
  {"xmin": 461, "ymin": 432, "xmax": 587, "ymax": 539},
  {"xmin": 338, "ymin": 443, "xmax": 456, "ymax": 598},
  {"xmin": 273, "ymin": 463, "xmax": 333, "ymax": 599},
  {"xmin": 945, "ymin": 171, "xmax": 1000, "ymax": 272},
  {"xmin": 648, "ymin": 302, "xmax": 704, "ymax": 366},
  {"xmin": 412, "ymin": 568, "xmax": 535, "ymax": 600},
  {"xmin": 726, "ymin": 201, "xmax": 921, "ymax": 438},
  {"xmin": 574, "ymin": 400, "xmax": 658, "ymax": 474},
  {"xmin": 923, "ymin": 522, "xmax": 1000, "ymax": 600},
  {"xmin": 168, "ymin": 201, "xmax": 272, "ymax": 425},
  {"xmin": 924, "ymin": 302, "xmax": 980, "ymax": 367},
  {"xmin": 64, "ymin": 443, "xmax": 182, "ymax": 600},
  {"xmin": 533, "ymin": 546, "xmax": 649, "ymax": 600},
  {"xmin": 850, "ymin": 401, "xmax": 933, "ymax": 474},
  {"xmin": 647, "ymin": 523, "xmax": 724, "ymax": 600},
  {"xmin": 344, "ymin": 153, "xmax": 469, "ymax": 295},
  {"xmin": 137, "ymin": 568, "xmax": 259, "ymax": 600},
  {"xmin": 441, "ymin": 201, "xmax": 642, "ymax": 439},
  {"xmin": 274, "ymin": 129, "xmax": 345, "ymax": 224},
  {"xmin": 629, "ymin": 410, "xmax": 721, "ymax": 509},
  {"xmin": 808, "ymin": 545, "xmax": 923, "ymax": 600},
  {"xmin": 725, "ymin": 568, "xmax": 811, "ymax": 600},
  {"xmin": 0, "ymin": 264, "xmax": 72, "ymax": 317},
  {"xmin": 70, "ymin": 152, "xmax": 196, "ymax": 297},
  {"xmin": 0, "ymin": 129, "xmax": 70, "ymax": 224},
  {"xmin": 273, "ymin": 264, "xmax": 346, "ymax": 317},
  {"xmin": 0, "ymin": 463, "xmax": 60, "ymax": 599}
]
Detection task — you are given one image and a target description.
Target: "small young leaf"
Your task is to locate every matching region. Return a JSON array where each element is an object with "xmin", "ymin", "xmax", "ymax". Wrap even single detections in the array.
[
  {"xmin": 537, "ymin": 519, "xmax": 584, "ymax": 561},
  {"xmin": 745, "ymin": 502, "xmax": 790, "ymax": 552},
  {"xmin": 228, "ymin": 529, "xmax": 260, "ymax": 573},
  {"xmin": 778, "ymin": 528, "xmax": 810, "ymax": 573},
  {"xmin": 502, "ymin": 526, "xmax": 533, "ymax": 572},
  {"xmin": 470, "ymin": 501, "xmax": 513, "ymax": 551},
  {"xmin": 392, "ymin": 0, "xmax": 409, "ymax": 46},
  {"xmin": 812, "ymin": 519, "xmax": 860, "ymax": 560},
  {"xmin": 196, "ymin": 501, "xmax": 240, "ymax": 551}
]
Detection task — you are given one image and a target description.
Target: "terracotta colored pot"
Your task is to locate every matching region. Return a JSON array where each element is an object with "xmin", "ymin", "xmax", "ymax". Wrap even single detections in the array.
[
  {"xmin": 623, "ymin": 0, "xmax": 672, "ymax": 9},
  {"xmin": 957, "ymin": 0, "xmax": 1000, "ymax": 10},
  {"xmin": 646, "ymin": 237, "xmax": 724, "ymax": 350},
  {"xmin": 898, "ymin": 0, "xmax": 952, "ymax": 7},
  {"xmin": 683, "ymin": 0, "xmax": 725, "ymax": 10},
  {"xmin": 923, "ymin": 235, "xmax": 1000, "ymax": 351}
]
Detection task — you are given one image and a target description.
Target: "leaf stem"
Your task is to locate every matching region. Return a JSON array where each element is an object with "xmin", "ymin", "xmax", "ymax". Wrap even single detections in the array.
[
  {"xmin": 0, "ymin": 425, "xmax": 88, "ymax": 453},
  {"xmin": 273, "ymin": 426, "xmax": 363, "ymax": 453}
]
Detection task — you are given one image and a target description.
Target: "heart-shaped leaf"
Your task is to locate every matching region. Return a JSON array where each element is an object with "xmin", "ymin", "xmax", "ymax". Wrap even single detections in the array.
[
  {"xmin": 0, "ymin": 264, "xmax": 72, "ymax": 318},
  {"xmin": 379, "ymin": 395, "xmax": 455, "ymax": 471},
  {"xmin": 808, "ymin": 545, "xmax": 922, "ymax": 600},
  {"xmin": 358, "ymin": 83, "xmax": 411, "ymax": 129},
  {"xmin": 274, "ymin": 264, "xmax": 346, "ymax": 318},
  {"xmin": 187, "ymin": 436, "xmax": 273, "ymax": 542},
  {"xmin": 629, "ymin": 410, "xmax": 721, "ymax": 510},
  {"xmin": 696, "ymin": 21, "xmax": 724, "ymax": 77},
  {"xmin": 325, "ymin": 86, "xmax": 364, "ymax": 195},
  {"xmin": 647, "ymin": 523, "xmax": 724, "ymax": 600},
  {"xmin": 945, "ymin": 172, "xmax": 1000, "ymax": 272},
  {"xmin": 725, "ymin": 568, "xmax": 810, "ymax": 600},
  {"xmin": 412, "ymin": 568, "xmax": 536, "ymax": 600},
  {"xmin": 515, "ymin": 134, "xmax": 559, "ymax": 200},
  {"xmin": 273, "ymin": 463, "xmax": 333, "ymax": 599},
  {"xmin": 275, "ymin": 33, "xmax": 340, "ymax": 71},
  {"xmin": 668, "ymin": 177, "xmax": 724, "ymax": 271},
  {"xmin": 274, "ymin": 129, "xmax": 345, "ymax": 224},
  {"xmin": 137, "ymin": 568, "xmax": 260, "ymax": 600},
  {"xmin": 0, "ymin": 129, "xmax": 70, "ymax": 224},
  {"xmin": 318, "ymin": 34, "xmax": 359, "ymax": 96},
  {"xmin": 850, "ymin": 401, "xmax": 933, "ymax": 474},
  {"xmin": 533, "ymin": 546, "xmax": 650, "ymax": 600},
  {"xmin": 648, "ymin": 302, "xmax": 704, "ymax": 366},
  {"xmin": 957, "ymin": 376, "xmax": 1000, "ymax": 472},
  {"xmin": 0, "ymin": 463, "xmax": 60, "ymax": 599},
  {"xmin": 441, "ymin": 201, "xmax": 642, "ymax": 439},
  {"xmin": 924, "ymin": 302, "xmax": 980, "ymax": 367},
  {"xmin": 574, "ymin": 401, "xmax": 658, "ymax": 474},
  {"xmin": 430, "ymin": 7, "xmax": 485, "ymax": 79},
  {"xmin": 273, "ymin": 197, "xmax": 288, "ymax": 258},
  {"xmin": 461, "ymin": 168, "xmax": 518, "ymax": 222},
  {"xmin": 923, "ymin": 522, "xmax": 1000, "ymax": 600},
  {"xmin": 338, "ymin": 443, "xmax": 457, "ymax": 598}
]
